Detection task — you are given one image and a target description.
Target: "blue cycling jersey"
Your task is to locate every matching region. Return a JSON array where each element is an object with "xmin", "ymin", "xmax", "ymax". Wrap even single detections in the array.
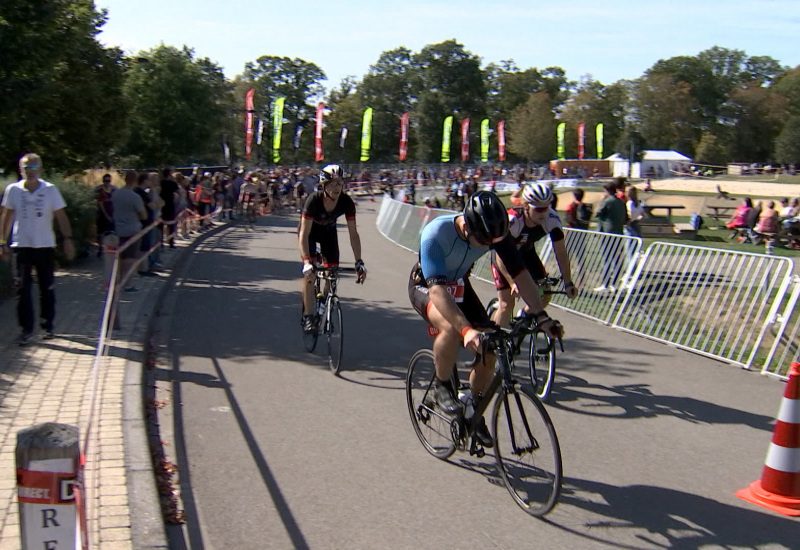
[{"xmin": 418, "ymin": 214, "xmax": 523, "ymax": 286}]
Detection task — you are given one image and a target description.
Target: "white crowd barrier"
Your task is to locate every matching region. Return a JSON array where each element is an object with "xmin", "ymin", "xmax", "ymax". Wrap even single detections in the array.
[{"xmin": 377, "ymin": 195, "xmax": 798, "ymax": 379}]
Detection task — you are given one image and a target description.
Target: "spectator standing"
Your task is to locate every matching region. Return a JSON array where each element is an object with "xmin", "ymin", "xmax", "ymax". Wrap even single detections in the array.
[
  {"xmin": 112, "ymin": 171, "xmax": 146, "ymax": 292},
  {"xmin": 160, "ymin": 169, "xmax": 179, "ymax": 249},
  {"xmin": 625, "ymin": 186, "xmax": 646, "ymax": 238},
  {"xmin": 594, "ymin": 181, "xmax": 627, "ymax": 292},
  {"xmin": 564, "ymin": 189, "xmax": 592, "ymax": 230},
  {"xmin": 95, "ymin": 173, "xmax": 116, "ymax": 257},
  {"xmin": 0, "ymin": 153, "xmax": 75, "ymax": 344},
  {"xmin": 134, "ymin": 173, "xmax": 159, "ymax": 275}
]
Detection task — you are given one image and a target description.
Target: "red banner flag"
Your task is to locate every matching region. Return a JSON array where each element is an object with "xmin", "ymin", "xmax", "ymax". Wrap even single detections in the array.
[
  {"xmin": 245, "ymin": 88, "xmax": 255, "ymax": 160},
  {"xmin": 315, "ymin": 102, "xmax": 325, "ymax": 162},
  {"xmin": 461, "ymin": 118, "xmax": 470, "ymax": 162},
  {"xmin": 497, "ymin": 120, "xmax": 506, "ymax": 161},
  {"xmin": 578, "ymin": 122, "xmax": 585, "ymax": 160},
  {"xmin": 399, "ymin": 113, "xmax": 409, "ymax": 161}
]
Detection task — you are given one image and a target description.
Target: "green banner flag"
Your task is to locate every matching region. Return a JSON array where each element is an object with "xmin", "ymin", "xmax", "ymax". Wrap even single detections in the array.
[
  {"xmin": 441, "ymin": 116, "xmax": 453, "ymax": 163},
  {"xmin": 480, "ymin": 119, "xmax": 489, "ymax": 163},
  {"xmin": 272, "ymin": 96, "xmax": 285, "ymax": 163},
  {"xmin": 596, "ymin": 123, "xmax": 604, "ymax": 159},
  {"xmin": 360, "ymin": 107, "xmax": 373, "ymax": 162},
  {"xmin": 557, "ymin": 122, "xmax": 566, "ymax": 160}
]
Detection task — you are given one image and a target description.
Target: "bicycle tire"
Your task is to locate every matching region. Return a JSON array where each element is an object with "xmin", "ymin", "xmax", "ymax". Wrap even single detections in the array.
[
  {"xmin": 528, "ymin": 329, "xmax": 556, "ymax": 402},
  {"xmin": 492, "ymin": 386, "xmax": 562, "ymax": 516},
  {"xmin": 327, "ymin": 297, "xmax": 344, "ymax": 375},
  {"xmin": 301, "ymin": 301, "xmax": 320, "ymax": 353},
  {"xmin": 406, "ymin": 349, "xmax": 456, "ymax": 460}
]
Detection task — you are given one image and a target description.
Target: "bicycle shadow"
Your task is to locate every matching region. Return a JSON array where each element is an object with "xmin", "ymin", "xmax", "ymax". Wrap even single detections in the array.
[
  {"xmin": 548, "ymin": 373, "xmax": 775, "ymax": 432},
  {"xmin": 549, "ymin": 476, "xmax": 798, "ymax": 549}
]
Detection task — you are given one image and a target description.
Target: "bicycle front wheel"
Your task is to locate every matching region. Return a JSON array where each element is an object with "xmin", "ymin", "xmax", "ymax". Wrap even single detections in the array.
[
  {"xmin": 493, "ymin": 386, "xmax": 562, "ymax": 516},
  {"xmin": 406, "ymin": 349, "xmax": 456, "ymax": 460},
  {"xmin": 528, "ymin": 330, "xmax": 556, "ymax": 401},
  {"xmin": 327, "ymin": 297, "xmax": 344, "ymax": 375}
]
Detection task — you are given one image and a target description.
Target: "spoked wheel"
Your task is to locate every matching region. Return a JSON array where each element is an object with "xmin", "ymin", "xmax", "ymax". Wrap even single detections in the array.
[
  {"xmin": 302, "ymin": 301, "xmax": 320, "ymax": 353},
  {"xmin": 493, "ymin": 386, "xmax": 562, "ymax": 517},
  {"xmin": 406, "ymin": 349, "xmax": 456, "ymax": 460},
  {"xmin": 327, "ymin": 297, "xmax": 344, "ymax": 375},
  {"xmin": 528, "ymin": 329, "xmax": 556, "ymax": 401}
]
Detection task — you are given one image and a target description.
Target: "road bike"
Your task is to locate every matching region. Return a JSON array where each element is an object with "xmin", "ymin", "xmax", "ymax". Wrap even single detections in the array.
[
  {"xmin": 406, "ymin": 316, "xmax": 563, "ymax": 516},
  {"xmin": 302, "ymin": 266, "xmax": 351, "ymax": 375},
  {"xmin": 485, "ymin": 277, "xmax": 565, "ymax": 402}
]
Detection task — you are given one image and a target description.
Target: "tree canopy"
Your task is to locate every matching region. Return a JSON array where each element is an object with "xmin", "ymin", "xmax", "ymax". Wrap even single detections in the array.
[{"xmin": 1, "ymin": 4, "xmax": 798, "ymax": 171}]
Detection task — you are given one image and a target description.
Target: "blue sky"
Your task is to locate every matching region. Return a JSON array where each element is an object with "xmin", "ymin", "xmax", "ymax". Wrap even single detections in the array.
[{"xmin": 96, "ymin": 0, "xmax": 800, "ymax": 90}]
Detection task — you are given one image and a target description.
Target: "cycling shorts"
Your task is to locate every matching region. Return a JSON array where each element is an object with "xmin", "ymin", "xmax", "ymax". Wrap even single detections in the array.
[
  {"xmin": 408, "ymin": 264, "xmax": 489, "ymax": 326},
  {"xmin": 303, "ymin": 223, "xmax": 340, "ymax": 266},
  {"xmin": 491, "ymin": 251, "xmax": 546, "ymax": 290}
]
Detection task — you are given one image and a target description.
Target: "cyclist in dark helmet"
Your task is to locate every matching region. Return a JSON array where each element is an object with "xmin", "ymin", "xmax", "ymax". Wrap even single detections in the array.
[
  {"xmin": 408, "ymin": 191, "xmax": 563, "ymax": 447},
  {"xmin": 299, "ymin": 164, "xmax": 367, "ymax": 334}
]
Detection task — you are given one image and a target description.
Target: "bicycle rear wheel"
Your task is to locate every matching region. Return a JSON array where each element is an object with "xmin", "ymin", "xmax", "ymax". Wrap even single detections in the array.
[
  {"xmin": 528, "ymin": 330, "xmax": 556, "ymax": 402},
  {"xmin": 327, "ymin": 297, "xmax": 344, "ymax": 375},
  {"xmin": 493, "ymin": 386, "xmax": 562, "ymax": 516},
  {"xmin": 406, "ymin": 349, "xmax": 456, "ymax": 459}
]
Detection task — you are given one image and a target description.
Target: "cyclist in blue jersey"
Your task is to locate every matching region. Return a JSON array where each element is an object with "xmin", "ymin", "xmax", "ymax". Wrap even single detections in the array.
[
  {"xmin": 408, "ymin": 191, "xmax": 563, "ymax": 447},
  {"xmin": 491, "ymin": 182, "xmax": 579, "ymax": 327}
]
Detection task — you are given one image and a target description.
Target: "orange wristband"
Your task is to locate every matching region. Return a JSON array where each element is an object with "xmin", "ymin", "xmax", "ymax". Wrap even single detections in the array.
[{"xmin": 460, "ymin": 326, "xmax": 472, "ymax": 338}]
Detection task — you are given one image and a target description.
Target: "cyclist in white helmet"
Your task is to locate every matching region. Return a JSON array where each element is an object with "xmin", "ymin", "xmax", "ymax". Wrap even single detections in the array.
[
  {"xmin": 298, "ymin": 165, "xmax": 367, "ymax": 333},
  {"xmin": 491, "ymin": 182, "xmax": 579, "ymax": 327}
]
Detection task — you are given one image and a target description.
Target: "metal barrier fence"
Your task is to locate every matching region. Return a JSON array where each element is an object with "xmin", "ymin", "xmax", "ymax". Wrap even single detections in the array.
[
  {"xmin": 377, "ymin": 196, "xmax": 798, "ymax": 380},
  {"xmin": 762, "ymin": 275, "xmax": 800, "ymax": 378}
]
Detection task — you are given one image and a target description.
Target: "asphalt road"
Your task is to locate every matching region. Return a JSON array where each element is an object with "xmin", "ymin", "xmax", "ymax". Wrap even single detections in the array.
[{"xmin": 156, "ymin": 201, "xmax": 798, "ymax": 549}]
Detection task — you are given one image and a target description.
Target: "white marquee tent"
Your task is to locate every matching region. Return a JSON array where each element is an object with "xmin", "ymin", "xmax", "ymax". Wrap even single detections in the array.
[{"xmin": 607, "ymin": 150, "xmax": 692, "ymax": 178}]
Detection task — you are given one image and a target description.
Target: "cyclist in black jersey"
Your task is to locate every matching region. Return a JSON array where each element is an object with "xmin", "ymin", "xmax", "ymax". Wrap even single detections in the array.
[
  {"xmin": 298, "ymin": 165, "xmax": 367, "ymax": 333},
  {"xmin": 491, "ymin": 182, "xmax": 579, "ymax": 326}
]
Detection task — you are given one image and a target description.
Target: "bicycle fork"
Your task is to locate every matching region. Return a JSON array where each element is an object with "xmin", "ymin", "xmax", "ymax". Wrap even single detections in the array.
[{"xmin": 502, "ymin": 387, "xmax": 540, "ymax": 456}]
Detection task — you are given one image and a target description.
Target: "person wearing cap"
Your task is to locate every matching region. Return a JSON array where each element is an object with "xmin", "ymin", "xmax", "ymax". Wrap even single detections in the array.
[
  {"xmin": 298, "ymin": 165, "xmax": 367, "ymax": 333},
  {"xmin": 408, "ymin": 191, "xmax": 564, "ymax": 447},
  {"xmin": 0, "ymin": 153, "xmax": 75, "ymax": 344}
]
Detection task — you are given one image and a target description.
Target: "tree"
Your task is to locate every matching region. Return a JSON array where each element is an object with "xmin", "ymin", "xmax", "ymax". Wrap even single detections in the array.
[
  {"xmin": 324, "ymin": 78, "xmax": 366, "ymax": 165},
  {"xmin": 558, "ymin": 78, "xmax": 627, "ymax": 159},
  {"xmin": 632, "ymin": 72, "xmax": 698, "ymax": 154},
  {"xmin": 507, "ymin": 92, "xmax": 556, "ymax": 162},
  {"xmin": 0, "ymin": 0, "xmax": 127, "ymax": 173},
  {"xmin": 774, "ymin": 115, "xmax": 800, "ymax": 164},
  {"xmin": 413, "ymin": 40, "xmax": 486, "ymax": 162},
  {"xmin": 358, "ymin": 47, "xmax": 420, "ymax": 163},
  {"xmin": 121, "ymin": 45, "xmax": 231, "ymax": 167},
  {"xmin": 694, "ymin": 131, "xmax": 730, "ymax": 166},
  {"xmin": 243, "ymin": 56, "xmax": 326, "ymax": 163},
  {"xmin": 725, "ymin": 85, "xmax": 787, "ymax": 163}
]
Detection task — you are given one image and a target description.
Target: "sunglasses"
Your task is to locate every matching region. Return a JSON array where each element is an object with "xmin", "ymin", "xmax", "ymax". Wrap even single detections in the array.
[
  {"xmin": 23, "ymin": 165, "xmax": 39, "ymax": 170},
  {"xmin": 531, "ymin": 205, "xmax": 550, "ymax": 213}
]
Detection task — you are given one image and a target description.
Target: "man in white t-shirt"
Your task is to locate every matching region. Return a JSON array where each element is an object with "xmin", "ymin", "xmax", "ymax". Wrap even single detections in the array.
[{"xmin": 0, "ymin": 153, "xmax": 75, "ymax": 345}]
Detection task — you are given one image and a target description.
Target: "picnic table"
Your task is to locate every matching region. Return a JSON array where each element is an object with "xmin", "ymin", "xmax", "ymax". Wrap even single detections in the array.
[
  {"xmin": 704, "ymin": 203, "xmax": 738, "ymax": 228},
  {"xmin": 644, "ymin": 204, "xmax": 685, "ymax": 225}
]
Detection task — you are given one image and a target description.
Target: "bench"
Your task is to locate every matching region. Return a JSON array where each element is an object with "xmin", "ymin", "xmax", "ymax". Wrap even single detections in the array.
[
  {"xmin": 673, "ymin": 222, "xmax": 697, "ymax": 239},
  {"xmin": 702, "ymin": 199, "xmax": 737, "ymax": 228}
]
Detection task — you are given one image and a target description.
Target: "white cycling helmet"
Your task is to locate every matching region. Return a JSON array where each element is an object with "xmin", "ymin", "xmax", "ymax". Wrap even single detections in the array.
[
  {"xmin": 522, "ymin": 182, "xmax": 554, "ymax": 207},
  {"xmin": 319, "ymin": 164, "xmax": 343, "ymax": 185}
]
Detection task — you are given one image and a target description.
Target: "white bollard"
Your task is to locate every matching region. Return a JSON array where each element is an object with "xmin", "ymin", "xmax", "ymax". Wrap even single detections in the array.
[{"xmin": 16, "ymin": 423, "xmax": 80, "ymax": 550}]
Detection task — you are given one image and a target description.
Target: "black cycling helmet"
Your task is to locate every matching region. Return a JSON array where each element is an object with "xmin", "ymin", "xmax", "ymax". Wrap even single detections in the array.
[
  {"xmin": 319, "ymin": 164, "xmax": 343, "ymax": 185},
  {"xmin": 463, "ymin": 191, "xmax": 508, "ymax": 245}
]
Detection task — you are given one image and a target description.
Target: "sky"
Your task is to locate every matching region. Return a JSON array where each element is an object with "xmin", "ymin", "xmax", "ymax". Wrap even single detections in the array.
[{"xmin": 95, "ymin": 0, "xmax": 800, "ymax": 91}]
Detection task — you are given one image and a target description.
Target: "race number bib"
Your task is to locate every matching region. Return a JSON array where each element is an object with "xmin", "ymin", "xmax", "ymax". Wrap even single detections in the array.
[{"xmin": 445, "ymin": 279, "xmax": 465, "ymax": 303}]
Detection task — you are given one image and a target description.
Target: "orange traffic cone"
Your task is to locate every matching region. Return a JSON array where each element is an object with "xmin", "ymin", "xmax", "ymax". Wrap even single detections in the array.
[{"xmin": 736, "ymin": 362, "xmax": 800, "ymax": 516}]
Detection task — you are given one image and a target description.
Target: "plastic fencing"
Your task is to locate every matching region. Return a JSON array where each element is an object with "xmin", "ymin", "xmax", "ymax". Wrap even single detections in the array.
[{"xmin": 377, "ymin": 195, "xmax": 798, "ymax": 379}]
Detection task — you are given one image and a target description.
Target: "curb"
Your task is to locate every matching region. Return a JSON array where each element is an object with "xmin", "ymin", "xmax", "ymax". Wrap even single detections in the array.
[{"xmin": 123, "ymin": 222, "xmax": 231, "ymax": 549}]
